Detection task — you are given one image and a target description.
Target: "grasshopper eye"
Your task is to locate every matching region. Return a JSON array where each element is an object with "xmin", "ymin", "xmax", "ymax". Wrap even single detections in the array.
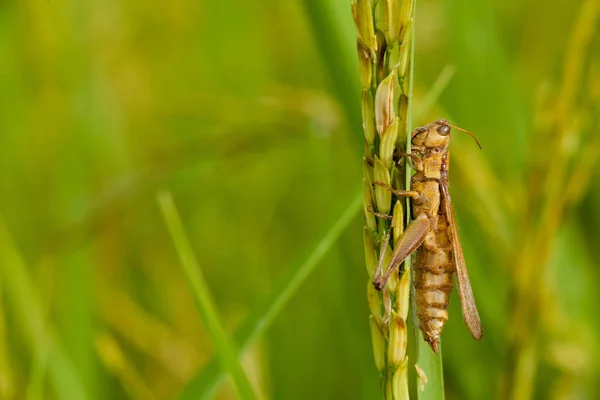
[{"xmin": 437, "ymin": 125, "xmax": 450, "ymax": 136}]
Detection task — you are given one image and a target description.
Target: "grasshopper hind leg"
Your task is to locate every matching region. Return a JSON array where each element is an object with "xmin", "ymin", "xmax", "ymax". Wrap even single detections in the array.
[{"xmin": 373, "ymin": 216, "xmax": 430, "ymax": 290}]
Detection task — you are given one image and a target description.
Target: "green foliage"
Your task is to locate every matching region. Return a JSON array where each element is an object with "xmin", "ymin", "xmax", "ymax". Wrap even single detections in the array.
[{"xmin": 0, "ymin": 0, "xmax": 598, "ymax": 399}]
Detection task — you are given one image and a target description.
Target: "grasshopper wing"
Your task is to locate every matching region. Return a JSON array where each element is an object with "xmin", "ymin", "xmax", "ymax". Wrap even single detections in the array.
[
  {"xmin": 373, "ymin": 216, "xmax": 430, "ymax": 290},
  {"xmin": 440, "ymin": 182, "xmax": 483, "ymax": 340}
]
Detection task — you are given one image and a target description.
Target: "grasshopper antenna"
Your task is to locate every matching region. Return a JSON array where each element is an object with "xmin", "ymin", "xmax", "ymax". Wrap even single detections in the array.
[{"xmin": 446, "ymin": 123, "xmax": 482, "ymax": 149}]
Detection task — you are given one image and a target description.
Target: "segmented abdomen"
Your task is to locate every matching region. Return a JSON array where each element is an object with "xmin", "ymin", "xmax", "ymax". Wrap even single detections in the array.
[{"xmin": 413, "ymin": 216, "xmax": 454, "ymax": 352}]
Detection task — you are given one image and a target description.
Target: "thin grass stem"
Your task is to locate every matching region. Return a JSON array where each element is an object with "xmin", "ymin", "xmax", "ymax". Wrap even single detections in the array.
[{"xmin": 157, "ymin": 192, "xmax": 259, "ymax": 400}]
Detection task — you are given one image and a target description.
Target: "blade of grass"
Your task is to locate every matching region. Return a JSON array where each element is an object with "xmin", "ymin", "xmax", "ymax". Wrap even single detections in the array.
[
  {"xmin": 415, "ymin": 336, "xmax": 445, "ymax": 398},
  {"xmin": 178, "ymin": 190, "xmax": 363, "ymax": 400},
  {"xmin": 0, "ymin": 217, "xmax": 89, "ymax": 400},
  {"xmin": 156, "ymin": 192, "xmax": 259, "ymax": 400}
]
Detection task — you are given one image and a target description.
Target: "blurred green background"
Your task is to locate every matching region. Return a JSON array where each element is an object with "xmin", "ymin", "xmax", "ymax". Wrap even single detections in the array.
[{"xmin": 1, "ymin": 0, "xmax": 599, "ymax": 399}]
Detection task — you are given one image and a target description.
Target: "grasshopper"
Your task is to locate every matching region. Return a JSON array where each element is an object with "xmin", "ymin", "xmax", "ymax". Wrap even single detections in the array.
[{"xmin": 372, "ymin": 119, "xmax": 483, "ymax": 353}]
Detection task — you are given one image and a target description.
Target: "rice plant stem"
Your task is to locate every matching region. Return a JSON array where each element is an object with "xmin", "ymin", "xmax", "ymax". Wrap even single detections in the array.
[{"xmin": 352, "ymin": 0, "xmax": 421, "ymax": 397}]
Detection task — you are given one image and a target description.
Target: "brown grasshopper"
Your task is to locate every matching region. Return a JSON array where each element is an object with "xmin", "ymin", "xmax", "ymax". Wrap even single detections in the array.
[{"xmin": 372, "ymin": 119, "xmax": 483, "ymax": 353}]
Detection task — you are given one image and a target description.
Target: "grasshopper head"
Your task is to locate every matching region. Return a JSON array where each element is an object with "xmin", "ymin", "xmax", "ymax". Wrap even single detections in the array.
[
  {"xmin": 411, "ymin": 119, "xmax": 452, "ymax": 149},
  {"xmin": 412, "ymin": 119, "xmax": 482, "ymax": 150}
]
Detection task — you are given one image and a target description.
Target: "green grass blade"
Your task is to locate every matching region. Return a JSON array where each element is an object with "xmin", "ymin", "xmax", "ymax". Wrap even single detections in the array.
[
  {"xmin": 416, "ymin": 336, "xmax": 445, "ymax": 399},
  {"xmin": 157, "ymin": 192, "xmax": 259, "ymax": 400},
  {"xmin": 179, "ymin": 190, "xmax": 363, "ymax": 400},
  {"xmin": 0, "ymin": 217, "xmax": 90, "ymax": 400}
]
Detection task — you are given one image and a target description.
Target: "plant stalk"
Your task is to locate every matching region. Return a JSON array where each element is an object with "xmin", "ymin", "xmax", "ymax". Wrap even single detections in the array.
[{"xmin": 353, "ymin": 0, "xmax": 415, "ymax": 398}]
